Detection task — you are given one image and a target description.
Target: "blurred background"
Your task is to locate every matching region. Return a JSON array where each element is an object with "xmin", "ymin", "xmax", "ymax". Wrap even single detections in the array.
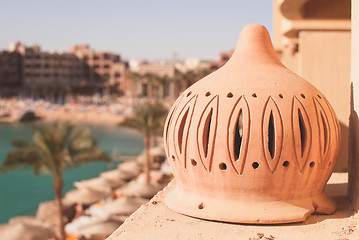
[{"xmin": 0, "ymin": 0, "xmax": 352, "ymax": 239}]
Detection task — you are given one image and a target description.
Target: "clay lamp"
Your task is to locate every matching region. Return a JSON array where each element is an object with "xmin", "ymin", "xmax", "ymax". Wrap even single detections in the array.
[{"xmin": 163, "ymin": 24, "xmax": 341, "ymax": 224}]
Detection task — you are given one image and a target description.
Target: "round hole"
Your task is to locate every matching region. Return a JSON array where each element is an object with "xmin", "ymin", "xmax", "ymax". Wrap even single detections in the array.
[
  {"xmin": 219, "ymin": 163, "xmax": 227, "ymax": 170},
  {"xmin": 252, "ymin": 93, "xmax": 257, "ymax": 98},
  {"xmin": 227, "ymin": 92, "xmax": 233, "ymax": 98},
  {"xmin": 191, "ymin": 159, "xmax": 197, "ymax": 166},
  {"xmin": 283, "ymin": 161, "xmax": 289, "ymax": 167},
  {"xmin": 309, "ymin": 161, "xmax": 315, "ymax": 168},
  {"xmin": 279, "ymin": 94, "xmax": 283, "ymax": 98},
  {"xmin": 198, "ymin": 203, "xmax": 204, "ymax": 209},
  {"xmin": 172, "ymin": 155, "xmax": 175, "ymax": 161},
  {"xmin": 317, "ymin": 94, "xmax": 322, "ymax": 99},
  {"xmin": 252, "ymin": 162, "xmax": 259, "ymax": 169},
  {"xmin": 186, "ymin": 91, "xmax": 192, "ymax": 97},
  {"xmin": 205, "ymin": 92, "xmax": 211, "ymax": 97},
  {"xmin": 301, "ymin": 93, "xmax": 306, "ymax": 98}
]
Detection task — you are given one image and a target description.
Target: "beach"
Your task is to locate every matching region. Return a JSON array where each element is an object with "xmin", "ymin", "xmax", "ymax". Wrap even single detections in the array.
[
  {"xmin": 0, "ymin": 98, "xmax": 134, "ymax": 125},
  {"xmin": 0, "ymin": 98, "xmax": 173, "ymax": 240}
]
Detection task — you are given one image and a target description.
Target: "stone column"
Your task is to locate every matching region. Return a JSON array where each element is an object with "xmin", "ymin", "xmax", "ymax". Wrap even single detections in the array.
[{"xmin": 349, "ymin": 0, "xmax": 359, "ymax": 210}]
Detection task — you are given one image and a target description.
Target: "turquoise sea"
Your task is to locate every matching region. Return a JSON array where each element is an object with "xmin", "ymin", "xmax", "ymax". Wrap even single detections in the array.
[{"xmin": 0, "ymin": 123, "xmax": 144, "ymax": 223}]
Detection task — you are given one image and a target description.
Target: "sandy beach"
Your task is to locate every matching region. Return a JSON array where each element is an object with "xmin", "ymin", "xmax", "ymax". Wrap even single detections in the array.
[
  {"xmin": 36, "ymin": 110, "xmax": 125, "ymax": 126},
  {"xmin": 0, "ymin": 98, "xmax": 131, "ymax": 126}
]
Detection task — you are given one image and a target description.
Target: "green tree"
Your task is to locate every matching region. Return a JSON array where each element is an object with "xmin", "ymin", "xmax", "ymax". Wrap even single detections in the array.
[
  {"xmin": 0, "ymin": 122, "xmax": 111, "ymax": 240},
  {"xmin": 119, "ymin": 101, "xmax": 168, "ymax": 183}
]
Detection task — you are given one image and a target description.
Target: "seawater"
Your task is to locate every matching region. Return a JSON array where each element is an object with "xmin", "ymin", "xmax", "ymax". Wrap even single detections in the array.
[{"xmin": 0, "ymin": 123, "xmax": 144, "ymax": 223}]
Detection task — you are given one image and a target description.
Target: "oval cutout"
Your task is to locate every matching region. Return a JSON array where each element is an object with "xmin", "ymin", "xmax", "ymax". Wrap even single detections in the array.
[
  {"xmin": 292, "ymin": 96, "xmax": 312, "ymax": 171},
  {"xmin": 228, "ymin": 96, "xmax": 250, "ymax": 174},
  {"xmin": 262, "ymin": 97, "xmax": 283, "ymax": 173}
]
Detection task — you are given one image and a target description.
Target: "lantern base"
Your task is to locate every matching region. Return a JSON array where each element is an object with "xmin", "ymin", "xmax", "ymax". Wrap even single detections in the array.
[{"xmin": 164, "ymin": 182, "xmax": 336, "ymax": 224}]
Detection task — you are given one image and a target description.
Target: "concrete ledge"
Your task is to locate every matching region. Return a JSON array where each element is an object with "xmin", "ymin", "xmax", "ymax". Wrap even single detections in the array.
[{"xmin": 107, "ymin": 173, "xmax": 359, "ymax": 240}]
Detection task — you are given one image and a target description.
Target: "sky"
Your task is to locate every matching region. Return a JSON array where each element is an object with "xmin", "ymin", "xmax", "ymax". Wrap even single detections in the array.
[{"xmin": 0, "ymin": 0, "xmax": 273, "ymax": 61}]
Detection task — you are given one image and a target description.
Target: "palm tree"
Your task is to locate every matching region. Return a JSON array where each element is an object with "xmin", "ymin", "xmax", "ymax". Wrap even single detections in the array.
[
  {"xmin": 0, "ymin": 122, "xmax": 111, "ymax": 240},
  {"xmin": 119, "ymin": 101, "xmax": 168, "ymax": 183}
]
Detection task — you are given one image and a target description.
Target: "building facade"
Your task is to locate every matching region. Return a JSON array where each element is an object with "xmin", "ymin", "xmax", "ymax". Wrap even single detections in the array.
[
  {"xmin": 0, "ymin": 43, "xmax": 129, "ymax": 98},
  {"xmin": 273, "ymin": 0, "xmax": 351, "ymax": 171},
  {"xmin": 69, "ymin": 45, "xmax": 128, "ymax": 95},
  {"xmin": 0, "ymin": 50, "xmax": 23, "ymax": 90}
]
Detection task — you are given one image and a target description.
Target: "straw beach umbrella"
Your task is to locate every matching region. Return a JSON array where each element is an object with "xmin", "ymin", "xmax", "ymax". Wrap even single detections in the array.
[
  {"xmin": 74, "ymin": 177, "xmax": 116, "ymax": 192},
  {"xmin": 0, "ymin": 219, "xmax": 56, "ymax": 240},
  {"xmin": 116, "ymin": 179, "xmax": 163, "ymax": 199},
  {"xmin": 98, "ymin": 197, "xmax": 148, "ymax": 216},
  {"xmin": 77, "ymin": 218, "xmax": 123, "ymax": 239},
  {"xmin": 100, "ymin": 168, "xmax": 137, "ymax": 182},
  {"xmin": 64, "ymin": 187, "xmax": 111, "ymax": 205},
  {"xmin": 118, "ymin": 160, "xmax": 142, "ymax": 174}
]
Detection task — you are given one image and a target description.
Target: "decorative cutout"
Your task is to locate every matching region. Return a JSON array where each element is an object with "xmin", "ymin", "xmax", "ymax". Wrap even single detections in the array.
[
  {"xmin": 178, "ymin": 110, "xmax": 189, "ymax": 154},
  {"xmin": 323, "ymin": 97, "xmax": 340, "ymax": 144},
  {"xmin": 309, "ymin": 161, "xmax": 315, "ymax": 168},
  {"xmin": 234, "ymin": 110, "xmax": 243, "ymax": 160},
  {"xmin": 203, "ymin": 109, "xmax": 213, "ymax": 158},
  {"xmin": 313, "ymin": 97, "xmax": 331, "ymax": 168},
  {"xmin": 321, "ymin": 113, "xmax": 328, "ymax": 154},
  {"xmin": 252, "ymin": 162, "xmax": 259, "ymax": 169},
  {"xmin": 283, "ymin": 161, "xmax": 289, "ymax": 167},
  {"xmin": 268, "ymin": 112, "xmax": 275, "ymax": 159},
  {"xmin": 173, "ymin": 95, "xmax": 197, "ymax": 168},
  {"xmin": 164, "ymin": 94, "xmax": 184, "ymax": 156},
  {"xmin": 262, "ymin": 97, "xmax": 283, "ymax": 173},
  {"xmin": 191, "ymin": 159, "xmax": 197, "ymax": 166},
  {"xmin": 292, "ymin": 96, "xmax": 312, "ymax": 172},
  {"xmin": 219, "ymin": 163, "xmax": 227, "ymax": 170},
  {"xmin": 197, "ymin": 96, "xmax": 218, "ymax": 171},
  {"xmin": 228, "ymin": 96, "xmax": 250, "ymax": 174}
]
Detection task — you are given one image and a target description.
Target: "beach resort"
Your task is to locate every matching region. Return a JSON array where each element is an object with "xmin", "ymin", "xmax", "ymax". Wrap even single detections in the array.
[{"xmin": 1, "ymin": 0, "xmax": 359, "ymax": 240}]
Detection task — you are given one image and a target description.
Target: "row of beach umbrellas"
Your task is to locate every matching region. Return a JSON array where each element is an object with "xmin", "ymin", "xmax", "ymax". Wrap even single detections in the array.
[
  {"xmin": 62, "ymin": 150, "xmax": 170, "ymax": 239},
  {"xmin": 0, "ymin": 147, "xmax": 171, "ymax": 240}
]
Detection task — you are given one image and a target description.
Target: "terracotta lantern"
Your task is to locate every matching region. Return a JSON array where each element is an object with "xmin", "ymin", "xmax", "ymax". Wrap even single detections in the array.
[{"xmin": 163, "ymin": 24, "xmax": 341, "ymax": 224}]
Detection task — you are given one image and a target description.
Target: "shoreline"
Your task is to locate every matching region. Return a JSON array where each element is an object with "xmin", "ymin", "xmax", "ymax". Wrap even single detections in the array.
[
  {"xmin": 0, "ymin": 110, "xmax": 126, "ymax": 126},
  {"xmin": 0, "ymin": 98, "xmax": 133, "ymax": 126}
]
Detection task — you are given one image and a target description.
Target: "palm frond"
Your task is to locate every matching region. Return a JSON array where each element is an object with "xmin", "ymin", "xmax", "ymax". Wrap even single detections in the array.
[
  {"xmin": 11, "ymin": 139, "xmax": 31, "ymax": 148},
  {"xmin": 0, "ymin": 122, "xmax": 110, "ymax": 177},
  {"xmin": 0, "ymin": 146, "xmax": 48, "ymax": 175}
]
